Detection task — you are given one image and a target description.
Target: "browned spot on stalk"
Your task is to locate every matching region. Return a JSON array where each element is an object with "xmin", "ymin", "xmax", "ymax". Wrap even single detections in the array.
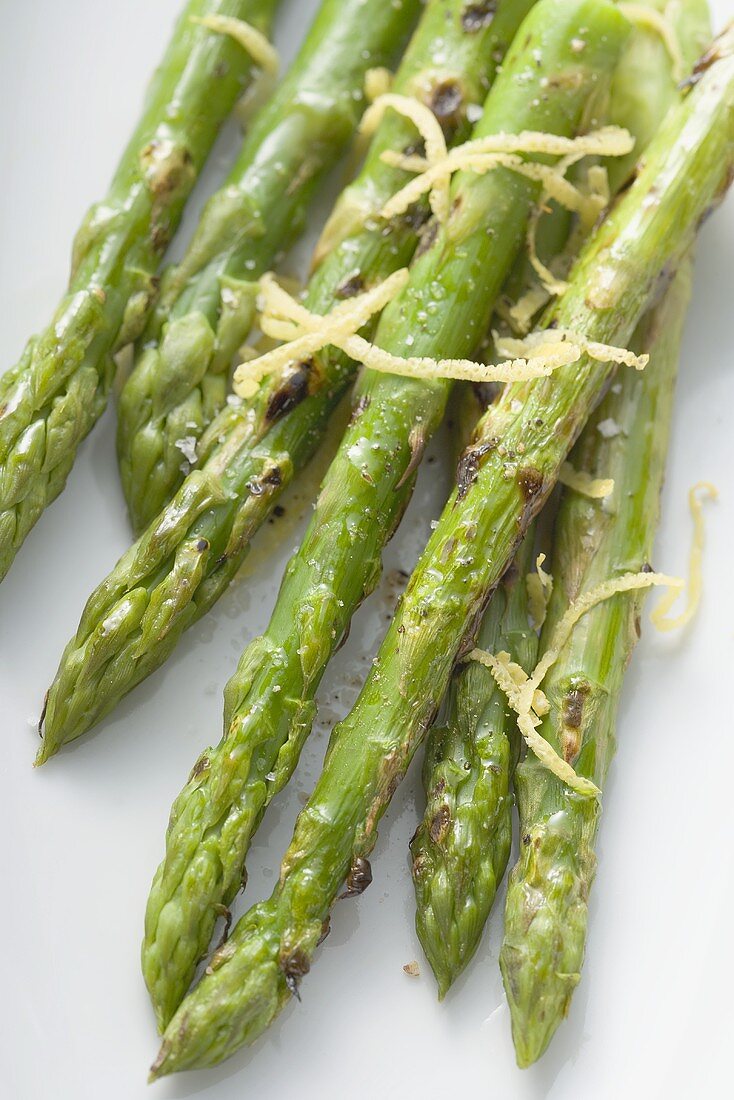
[
  {"xmin": 563, "ymin": 685, "xmax": 588, "ymax": 731},
  {"xmin": 338, "ymin": 856, "xmax": 373, "ymax": 899},
  {"xmin": 411, "ymin": 849, "xmax": 426, "ymax": 877},
  {"xmin": 415, "ymin": 218, "xmax": 438, "ymax": 259},
  {"xmin": 189, "ymin": 754, "xmax": 210, "ymax": 781},
  {"xmin": 280, "ymin": 948, "xmax": 311, "ymax": 1001},
  {"xmin": 151, "ymin": 223, "xmax": 170, "ymax": 253},
  {"xmin": 397, "ymin": 203, "xmax": 432, "ymax": 234},
  {"xmin": 266, "ymin": 361, "xmax": 311, "ymax": 422},
  {"xmin": 562, "ymin": 683, "xmax": 590, "ymax": 762},
  {"xmin": 246, "ymin": 465, "xmax": 282, "ymax": 497},
  {"xmin": 364, "ymin": 746, "xmax": 410, "ymax": 837},
  {"xmin": 429, "ymin": 79, "xmax": 464, "ymax": 137},
  {"xmin": 317, "ymin": 917, "xmax": 331, "ymax": 946},
  {"xmin": 517, "ymin": 466, "xmax": 544, "ymax": 501},
  {"xmin": 349, "ymin": 394, "xmax": 371, "ymax": 424},
  {"xmin": 456, "ymin": 438, "xmax": 498, "ymax": 500},
  {"xmin": 441, "ymin": 536, "xmax": 457, "ymax": 563},
  {"xmin": 396, "ymin": 425, "xmax": 428, "ymax": 489},
  {"xmin": 335, "ymin": 271, "xmax": 365, "ymax": 299},
  {"xmin": 503, "ymin": 560, "xmax": 520, "ymax": 591},
  {"xmin": 461, "ymin": 1, "xmax": 497, "ymax": 32},
  {"xmin": 429, "ymin": 804, "xmax": 451, "ymax": 844},
  {"xmin": 682, "ymin": 36, "xmax": 724, "ymax": 88},
  {"xmin": 141, "ymin": 140, "xmax": 194, "ymax": 198}
]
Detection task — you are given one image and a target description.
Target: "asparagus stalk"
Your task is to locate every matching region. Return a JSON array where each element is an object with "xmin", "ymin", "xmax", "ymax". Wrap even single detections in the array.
[
  {"xmin": 500, "ymin": 257, "xmax": 695, "ymax": 1066},
  {"xmin": 117, "ymin": 0, "xmax": 421, "ymax": 534},
  {"xmin": 131, "ymin": 0, "xmax": 538, "ymax": 1032},
  {"xmin": 411, "ymin": 0, "xmax": 712, "ymax": 1000},
  {"xmin": 411, "ymin": 531, "xmax": 538, "ymax": 999},
  {"xmin": 39, "ymin": 0, "xmax": 534, "ymax": 769},
  {"xmin": 148, "ymin": 0, "xmax": 632, "ymax": 1074},
  {"xmin": 0, "ymin": 0, "xmax": 280, "ymax": 582},
  {"xmin": 607, "ymin": 0, "xmax": 711, "ymax": 191}
]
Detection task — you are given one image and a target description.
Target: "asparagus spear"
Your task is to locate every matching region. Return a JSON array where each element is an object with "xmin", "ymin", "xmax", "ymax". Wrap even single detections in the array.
[
  {"xmin": 148, "ymin": 0, "xmax": 632, "ymax": 1074},
  {"xmin": 500, "ymin": 258, "xmax": 695, "ymax": 1066},
  {"xmin": 117, "ymin": 0, "xmax": 421, "ymax": 534},
  {"xmin": 0, "ymin": 0, "xmax": 279, "ymax": 582},
  {"xmin": 152, "ymin": 23, "xmax": 734, "ymax": 1077},
  {"xmin": 411, "ymin": 0, "xmax": 712, "ymax": 1000},
  {"xmin": 133, "ymin": 0, "xmax": 539, "ymax": 1031},
  {"xmin": 411, "ymin": 531, "xmax": 538, "ymax": 999}
]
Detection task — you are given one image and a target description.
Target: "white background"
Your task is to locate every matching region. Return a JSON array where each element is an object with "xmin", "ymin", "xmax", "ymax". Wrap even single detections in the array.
[{"xmin": 1, "ymin": 2, "xmax": 733, "ymax": 1097}]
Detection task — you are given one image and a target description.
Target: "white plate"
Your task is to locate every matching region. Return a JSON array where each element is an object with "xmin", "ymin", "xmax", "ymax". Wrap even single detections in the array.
[{"xmin": 2, "ymin": 2, "xmax": 733, "ymax": 1098}]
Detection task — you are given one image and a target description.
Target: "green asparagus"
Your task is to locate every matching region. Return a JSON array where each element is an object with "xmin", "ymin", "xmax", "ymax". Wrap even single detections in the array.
[
  {"xmin": 0, "ymin": 0, "xmax": 279, "ymax": 582},
  {"xmin": 117, "ymin": 0, "xmax": 420, "ymax": 534},
  {"xmin": 148, "ymin": 0, "xmax": 633, "ymax": 1073},
  {"xmin": 152, "ymin": 21, "xmax": 734, "ymax": 1076},
  {"xmin": 500, "ymin": 258, "xmax": 695, "ymax": 1066},
  {"xmin": 411, "ymin": 0, "xmax": 711, "ymax": 1000},
  {"xmin": 128, "ymin": 0, "xmax": 540, "ymax": 1032},
  {"xmin": 411, "ymin": 532, "xmax": 538, "ymax": 999}
]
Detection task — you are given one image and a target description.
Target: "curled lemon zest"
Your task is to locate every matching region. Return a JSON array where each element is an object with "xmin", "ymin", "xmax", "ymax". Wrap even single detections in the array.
[
  {"xmin": 496, "ymin": 328, "xmax": 648, "ymax": 371},
  {"xmin": 651, "ymin": 481, "xmax": 718, "ymax": 631},
  {"xmin": 526, "ymin": 552, "xmax": 554, "ymax": 630},
  {"xmin": 233, "ymin": 277, "xmax": 646, "ymax": 397},
  {"xmin": 365, "ymin": 67, "xmax": 393, "ymax": 103},
  {"xmin": 376, "ymin": 125, "xmax": 632, "ymax": 224},
  {"xmin": 559, "ymin": 461, "xmax": 614, "ymax": 499},
  {"xmin": 472, "ymin": 570, "xmax": 682, "ymax": 797},
  {"xmin": 360, "ymin": 93, "xmax": 450, "ymax": 223},
  {"xmin": 618, "ymin": 3, "xmax": 685, "ymax": 81},
  {"xmin": 191, "ymin": 14, "xmax": 279, "ymax": 76}
]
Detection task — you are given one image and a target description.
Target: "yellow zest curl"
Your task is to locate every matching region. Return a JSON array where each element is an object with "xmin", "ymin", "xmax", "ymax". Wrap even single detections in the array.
[
  {"xmin": 496, "ymin": 328, "xmax": 648, "ymax": 372},
  {"xmin": 365, "ymin": 67, "xmax": 393, "ymax": 103},
  {"xmin": 191, "ymin": 14, "xmax": 279, "ymax": 76},
  {"xmin": 618, "ymin": 3, "xmax": 685, "ymax": 81},
  {"xmin": 361, "ymin": 93, "xmax": 450, "ymax": 223},
  {"xmin": 233, "ymin": 276, "xmax": 646, "ymax": 396},
  {"xmin": 472, "ymin": 570, "xmax": 683, "ymax": 797},
  {"xmin": 651, "ymin": 481, "xmax": 718, "ymax": 631},
  {"xmin": 526, "ymin": 552, "xmax": 554, "ymax": 630},
  {"xmin": 376, "ymin": 125, "xmax": 633, "ymax": 225},
  {"xmin": 559, "ymin": 461, "xmax": 614, "ymax": 499}
]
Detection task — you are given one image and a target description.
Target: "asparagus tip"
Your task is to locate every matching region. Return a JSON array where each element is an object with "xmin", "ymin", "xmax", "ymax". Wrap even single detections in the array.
[
  {"xmin": 33, "ymin": 742, "xmax": 51, "ymax": 767},
  {"xmin": 500, "ymin": 944, "xmax": 580, "ymax": 1068},
  {"xmin": 148, "ymin": 1036, "xmax": 178, "ymax": 1082}
]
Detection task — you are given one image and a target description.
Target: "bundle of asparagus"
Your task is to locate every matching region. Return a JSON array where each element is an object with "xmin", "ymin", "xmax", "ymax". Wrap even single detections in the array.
[
  {"xmin": 0, "ymin": 0, "xmax": 281, "ymax": 582},
  {"xmin": 39, "ymin": 0, "xmax": 537, "ymax": 764},
  {"xmin": 142, "ymin": 0, "xmax": 629, "ymax": 1039},
  {"xmin": 5, "ymin": 0, "xmax": 732, "ymax": 1085},
  {"xmin": 148, "ymin": 10, "xmax": 734, "ymax": 1076}
]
